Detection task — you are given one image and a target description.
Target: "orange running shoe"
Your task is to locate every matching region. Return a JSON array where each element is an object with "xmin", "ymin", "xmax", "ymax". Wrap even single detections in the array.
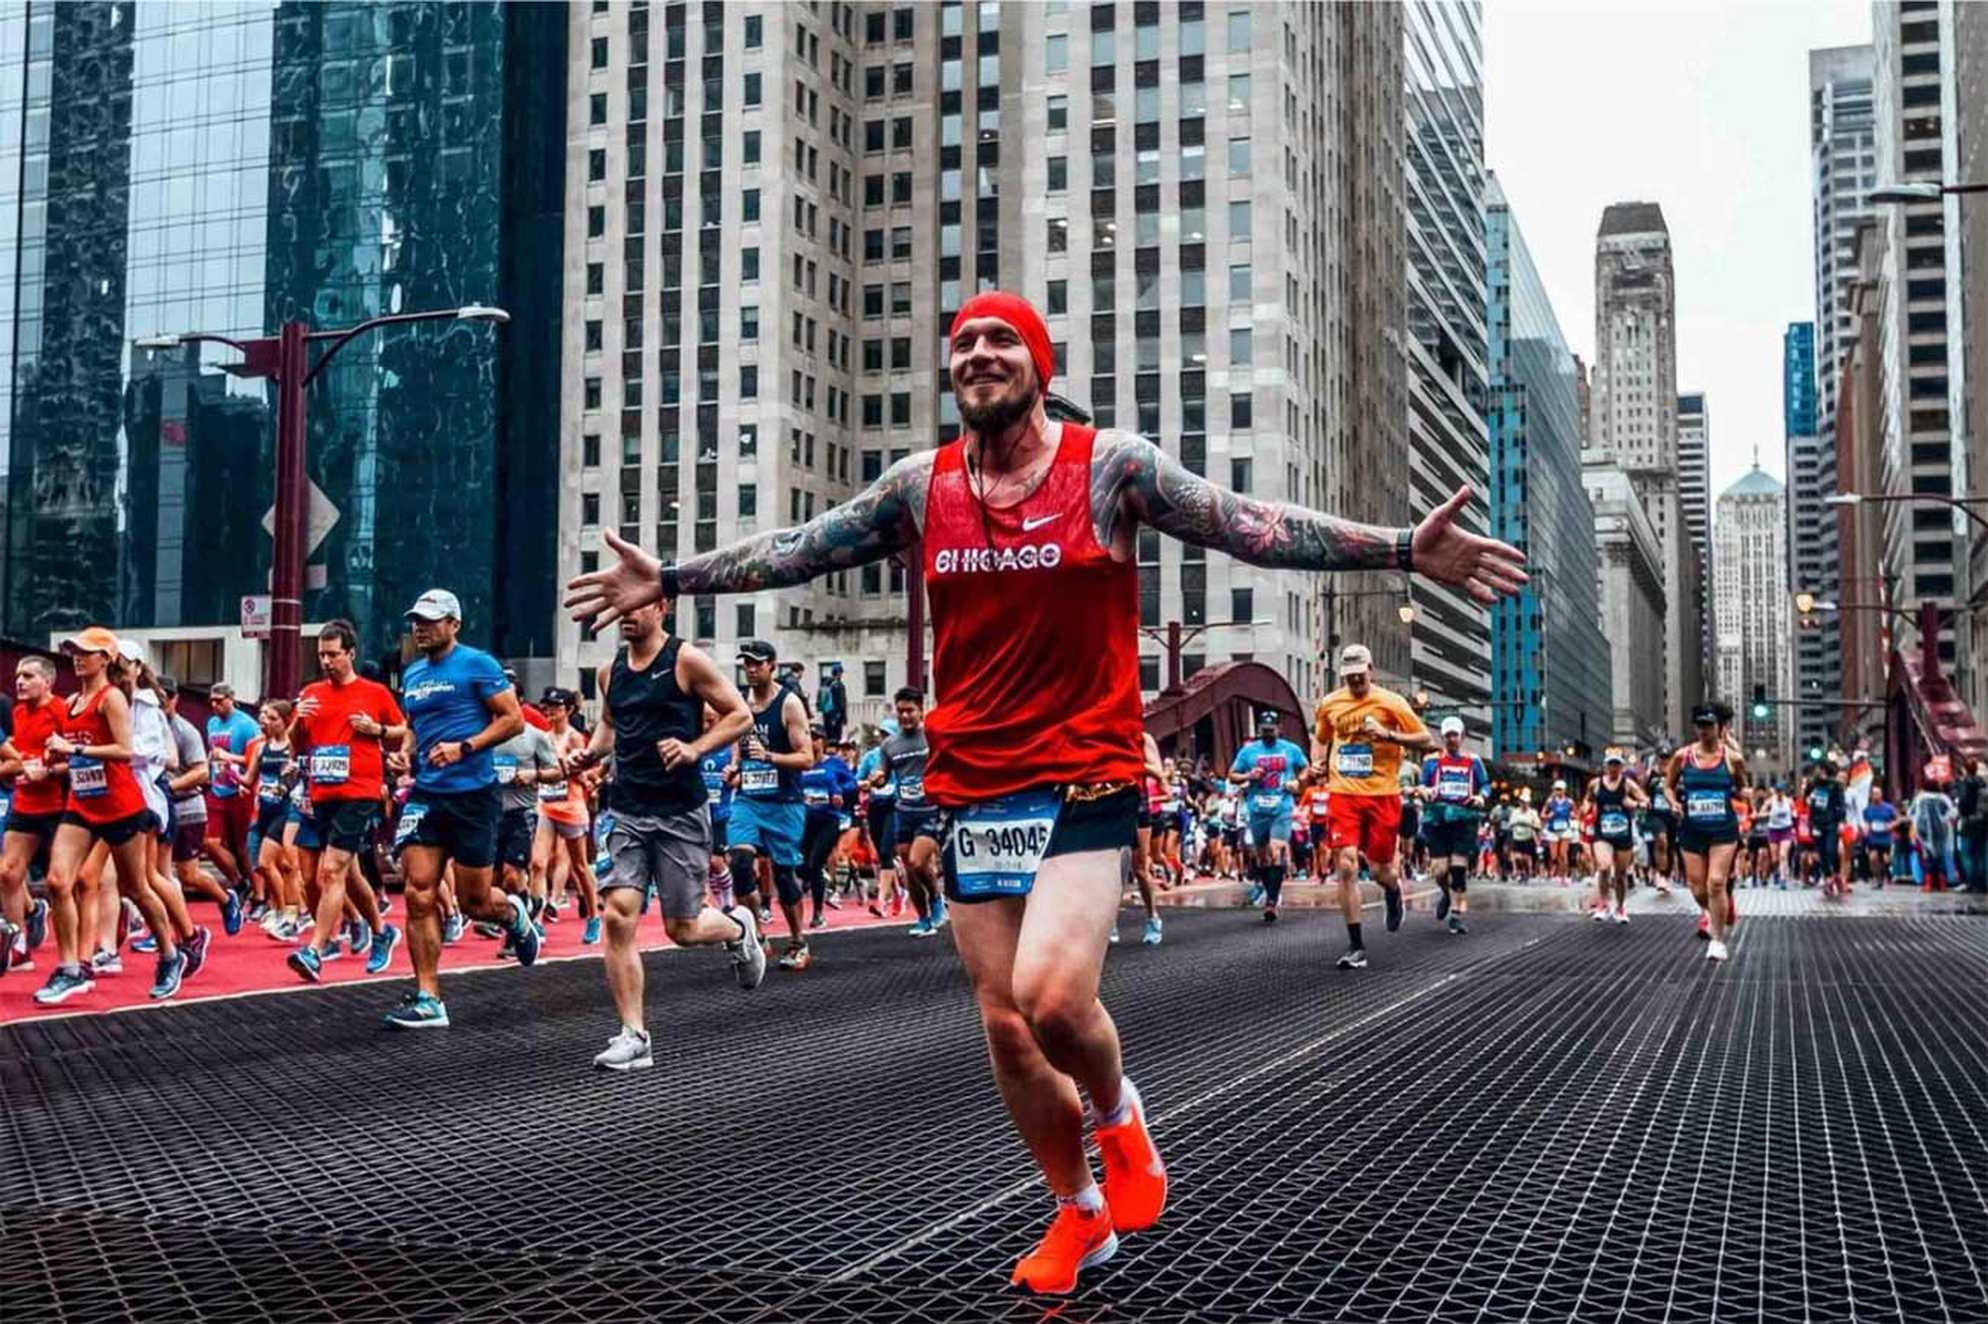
[
  {"xmin": 1010, "ymin": 1201, "xmax": 1118, "ymax": 1295},
  {"xmin": 1096, "ymin": 1086, "xmax": 1168, "ymax": 1232}
]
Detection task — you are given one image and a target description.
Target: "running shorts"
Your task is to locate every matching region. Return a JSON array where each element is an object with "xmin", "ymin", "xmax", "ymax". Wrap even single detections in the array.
[
  {"xmin": 60, "ymin": 809, "xmax": 157, "ymax": 848},
  {"xmin": 1247, "ymin": 804, "xmax": 1293, "ymax": 846},
  {"xmin": 170, "ymin": 820, "xmax": 207, "ymax": 863},
  {"xmin": 1327, "ymin": 793, "xmax": 1401, "ymax": 865},
  {"xmin": 1676, "ymin": 824, "xmax": 1739, "ymax": 856},
  {"xmin": 894, "ymin": 804, "xmax": 942, "ymax": 848},
  {"xmin": 1423, "ymin": 820, "xmax": 1477, "ymax": 859},
  {"xmin": 4, "ymin": 807, "xmax": 64, "ymax": 843},
  {"xmin": 729, "ymin": 796, "xmax": 805, "ymax": 868},
  {"xmin": 288, "ymin": 805, "xmax": 325, "ymax": 853},
  {"xmin": 538, "ymin": 812, "xmax": 589, "ymax": 841},
  {"xmin": 393, "ymin": 786, "xmax": 499, "ymax": 869},
  {"xmin": 497, "ymin": 807, "xmax": 536, "ymax": 871},
  {"xmin": 1594, "ymin": 833, "xmax": 1634, "ymax": 854},
  {"xmin": 311, "ymin": 800, "xmax": 382, "ymax": 856},
  {"xmin": 942, "ymin": 785, "xmax": 1137, "ymax": 905},
  {"xmin": 1508, "ymin": 837, "xmax": 1537, "ymax": 858},
  {"xmin": 603, "ymin": 806, "xmax": 711, "ymax": 918}
]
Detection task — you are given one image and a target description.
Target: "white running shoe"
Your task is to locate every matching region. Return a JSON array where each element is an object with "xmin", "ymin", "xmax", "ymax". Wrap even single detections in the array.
[
  {"xmin": 1706, "ymin": 939, "xmax": 1729, "ymax": 962},
  {"xmin": 725, "ymin": 905, "xmax": 767, "ymax": 990},
  {"xmin": 1613, "ymin": 907, "xmax": 1630, "ymax": 925},
  {"xmin": 1590, "ymin": 907, "xmax": 1610, "ymax": 923},
  {"xmin": 593, "ymin": 1025, "xmax": 654, "ymax": 1071}
]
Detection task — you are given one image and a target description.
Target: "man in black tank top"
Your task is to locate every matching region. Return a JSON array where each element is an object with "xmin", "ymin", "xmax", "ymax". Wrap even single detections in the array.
[{"xmin": 568, "ymin": 602, "xmax": 762, "ymax": 1071}]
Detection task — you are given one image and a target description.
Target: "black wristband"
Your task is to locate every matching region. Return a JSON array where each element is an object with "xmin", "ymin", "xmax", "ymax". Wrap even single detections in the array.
[
  {"xmin": 1395, "ymin": 528, "xmax": 1414, "ymax": 573},
  {"xmin": 660, "ymin": 562, "xmax": 680, "ymax": 599}
]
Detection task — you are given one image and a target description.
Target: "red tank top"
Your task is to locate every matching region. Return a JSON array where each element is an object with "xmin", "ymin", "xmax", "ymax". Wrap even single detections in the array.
[
  {"xmin": 62, "ymin": 686, "xmax": 148, "ymax": 824},
  {"xmin": 9, "ymin": 697, "xmax": 65, "ymax": 814},
  {"xmin": 922, "ymin": 424, "xmax": 1143, "ymax": 804}
]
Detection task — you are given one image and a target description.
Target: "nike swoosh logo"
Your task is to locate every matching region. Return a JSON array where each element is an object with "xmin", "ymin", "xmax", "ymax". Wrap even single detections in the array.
[{"xmin": 1022, "ymin": 514, "xmax": 1057, "ymax": 532}]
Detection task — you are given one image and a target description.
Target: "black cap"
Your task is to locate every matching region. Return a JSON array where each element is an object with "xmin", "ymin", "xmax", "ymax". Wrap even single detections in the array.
[
  {"xmin": 157, "ymin": 674, "xmax": 179, "ymax": 696},
  {"xmin": 1257, "ymin": 710, "xmax": 1280, "ymax": 727},
  {"xmin": 737, "ymin": 639, "xmax": 777, "ymax": 663},
  {"xmin": 1692, "ymin": 704, "xmax": 1721, "ymax": 725},
  {"xmin": 540, "ymin": 687, "xmax": 574, "ymax": 707}
]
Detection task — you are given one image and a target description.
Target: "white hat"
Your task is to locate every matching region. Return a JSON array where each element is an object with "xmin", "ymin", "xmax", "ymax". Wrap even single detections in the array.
[
  {"xmin": 1338, "ymin": 643, "xmax": 1373, "ymax": 676},
  {"xmin": 117, "ymin": 637, "xmax": 148, "ymax": 667},
  {"xmin": 405, "ymin": 588, "xmax": 463, "ymax": 622},
  {"xmin": 1440, "ymin": 716, "xmax": 1464, "ymax": 737}
]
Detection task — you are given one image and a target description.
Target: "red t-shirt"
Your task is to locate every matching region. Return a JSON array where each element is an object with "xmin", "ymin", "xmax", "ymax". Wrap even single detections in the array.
[
  {"xmin": 293, "ymin": 676, "xmax": 404, "ymax": 804},
  {"xmin": 520, "ymin": 703, "xmax": 550, "ymax": 731},
  {"xmin": 9, "ymin": 697, "xmax": 65, "ymax": 815}
]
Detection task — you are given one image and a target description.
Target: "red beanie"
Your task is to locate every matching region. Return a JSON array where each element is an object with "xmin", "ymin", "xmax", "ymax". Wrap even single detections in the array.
[{"xmin": 950, "ymin": 290, "xmax": 1054, "ymax": 392}]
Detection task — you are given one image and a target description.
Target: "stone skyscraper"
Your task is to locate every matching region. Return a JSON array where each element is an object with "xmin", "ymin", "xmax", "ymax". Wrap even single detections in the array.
[
  {"xmin": 1588, "ymin": 201, "xmax": 1704, "ymax": 727},
  {"xmin": 1715, "ymin": 467, "xmax": 1794, "ymax": 773}
]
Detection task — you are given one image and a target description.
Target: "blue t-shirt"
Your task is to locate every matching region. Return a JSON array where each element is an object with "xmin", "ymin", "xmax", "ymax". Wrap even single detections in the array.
[
  {"xmin": 206, "ymin": 708, "xmax": 260, "ymax": 798},
  {"xmin": 399, "ymin": 643, "xmax": 511, "ymax": 794},
  {"xmin": 1230, "ymin": 739, "xmax": 1308, "ymax": 814},
  {"xmin": 1863, "ymin": 802, "xmax": 1897, "ymax": 842},
  {"xmin": 1543, "ymin": 794, "xmax": 1575, "ymax": 830},
  {"xmin": 700, "ymin": 747, "xmax": 734, "ymax": 821},
  {"xmin": 856, "ymin": 745, "xmax": 894, "ymax": 801},
  {"xmin": 799, "ymin": 755, "xmax": 859, "ymax": 818}
]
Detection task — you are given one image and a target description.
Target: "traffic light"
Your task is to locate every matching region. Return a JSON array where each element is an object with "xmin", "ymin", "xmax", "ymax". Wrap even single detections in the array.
[
  {"xmin": 1809, "ymin": 745, "xmax": 1824, "ymax": 762},
  {"xmin": 1750, "ymin": 684, "xmax": 1769, "ymax": 721}
]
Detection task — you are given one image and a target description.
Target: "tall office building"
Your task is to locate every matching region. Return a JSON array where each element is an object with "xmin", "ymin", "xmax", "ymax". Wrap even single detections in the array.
[
  {"xmin": 1676, "ymin": 389, "xmax": 1712, "ymax": 687},
  {"xmin": 0, "ymin": 1, "xmax": 565, "ymax": 683},
  {"xmin": 1584, "ymin": 458, "xmax": 1667, "ymax": 748},
  {"xmin": 1799, "ymin": 46, "xmax": 1875, "ymax": 756},
  {"xmin": 1714, "ymin": 466, "xmax": 1794, "ymax": 772},
  {"xmin": 1400, "ymin": 0, "xmax": 1491, "ymax": 733},
  {"xmin": 1872, "ymin": 1, "xmax": 1956, "ymax": 669},
  {"xmin": 556, "ymin": 1, "xmax": 1416, "ymax": 725},
  {"xmin": 1944, "ymin": 0, "xmax": 1988, "ymax": 719},
  {"xmin": 1588, "ymin": 201, "xmax": 1704, "ymax": 728},
  {"xmin": 1484, "ymin": 173, "xmax": 1609, "ymax": 764}
]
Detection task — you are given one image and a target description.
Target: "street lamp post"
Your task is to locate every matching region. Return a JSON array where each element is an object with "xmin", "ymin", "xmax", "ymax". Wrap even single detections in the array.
[{"xmin": 136, "ymin": 305, "xmax": 509, "ymax": 700}]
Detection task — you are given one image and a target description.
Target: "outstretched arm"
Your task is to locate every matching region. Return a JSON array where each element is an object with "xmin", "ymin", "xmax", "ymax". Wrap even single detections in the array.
[
  {"xmin": 565, "ymin": 452, "xmax": 932, "ymax": 627},
  {"xmin": 1094, "ymin": 431, "xmax": 1527, "ymax": 603}
]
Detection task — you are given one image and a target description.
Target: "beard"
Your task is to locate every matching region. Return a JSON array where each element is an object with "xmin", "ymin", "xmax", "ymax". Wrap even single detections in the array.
[{"xmin": 958, "ymin": 378, "xmax": 1039, "ymax": 435}]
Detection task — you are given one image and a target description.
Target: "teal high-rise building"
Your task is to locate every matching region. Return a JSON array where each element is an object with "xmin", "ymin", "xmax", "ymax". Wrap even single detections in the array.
[
  {"xmin": 1485, "ymin": 174, "xmax": 1612, "ymax": 765},
  {"xmin": 0, "ymin": 1, "xmax": 564, "ymax": 682}
]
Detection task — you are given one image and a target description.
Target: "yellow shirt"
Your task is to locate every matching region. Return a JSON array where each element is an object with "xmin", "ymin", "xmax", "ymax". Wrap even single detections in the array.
[{"xmin": 1314, "ymin": 685, "xmax": 1427, "ymax": 796}]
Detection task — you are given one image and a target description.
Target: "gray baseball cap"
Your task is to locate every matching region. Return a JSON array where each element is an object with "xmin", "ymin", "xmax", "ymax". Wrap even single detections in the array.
[{"xmin": 405, "ymin": 588, "xmax": 463, "ymax": 622}]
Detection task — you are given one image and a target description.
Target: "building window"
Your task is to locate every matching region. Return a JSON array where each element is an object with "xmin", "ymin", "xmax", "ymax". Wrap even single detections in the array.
[
  {"xmin": 592, "ymin": 36, "xmax": 609, "ymax": 68},
  {"xmin": 583, "ymin": 434, "xmax": 601, "ymax": 467},
  {"xmin": 584, "ymin": 377, "xmax": 602, "ymax": 411},
  {"xmin": 1231, "ymin": 586, "xmax": 1253, "ymax": 623},
  {"xmin": 744, "ymin": 13, "xmax": 762, "ymax": 47},
  {"xmin": 1230, "ymin": 456, "xmax": 1251, "ymax": 492},
  {"xmin": 865, "ymin": 660, "xmax": 887, "ymax": 697},
  {"xmin": 1228, "ymin": 200, "xmax": 1250, "ymax": 238},
  {"xmin": 582, "ymin": 493, "xmax": 601, "ymax": 525}
]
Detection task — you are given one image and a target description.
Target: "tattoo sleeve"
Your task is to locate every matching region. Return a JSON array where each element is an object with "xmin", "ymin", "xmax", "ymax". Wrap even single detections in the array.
[
  {"xmin": 1094, "ymin": 431, "xmax": 1401, "ymax": 570},
  {"xmin": 676, "ymin": 452, "xmax": 930, "ymax": 594}
]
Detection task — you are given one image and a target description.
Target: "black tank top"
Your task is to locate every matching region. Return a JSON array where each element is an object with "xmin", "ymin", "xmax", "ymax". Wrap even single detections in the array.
[
  {"xmin": 738, "ymin": 686, "xmax": 802, "ymax": 802},
  {"xmin": 1593, "ymin": 777, "xmax": 1632, "ymax": 839},
  {"xmin": 606, "ymin": 638, "xmax": 705, "ymax": 815}
]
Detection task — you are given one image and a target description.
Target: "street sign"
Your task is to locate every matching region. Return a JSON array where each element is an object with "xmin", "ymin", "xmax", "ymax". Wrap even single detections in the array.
[
  {"xmin": 261, "ymin": 480, "xmax": 340, "ymax": 557},
  {"xmin": 241, "ymin": 594, "xmax": 271, "ymax": 639}
]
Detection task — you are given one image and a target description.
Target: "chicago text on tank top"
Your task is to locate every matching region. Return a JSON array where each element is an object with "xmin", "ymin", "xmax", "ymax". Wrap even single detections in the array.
[{"xmin": 606, "ymin": 637, "xmax": 706, "ymax": 815}]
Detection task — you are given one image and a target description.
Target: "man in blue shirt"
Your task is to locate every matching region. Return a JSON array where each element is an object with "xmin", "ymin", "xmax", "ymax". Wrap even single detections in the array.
[
  {"xmin": 385, "ymin": 589, "xmax": 529, "ymax": 1030},
  {"xmin": 203, "ymin": 682, "xmax": 261, "ymax": 891},
  {"xmin": 1228, "ymin": 712, "xmax": 1308, "ymax": 920},
  {"xmin": 798, "ymin": 724, "xmax": 859, "ymax": 929},
  {"xmin": 855, "ymin": 735, "xmax": 898, "ymax": 917}
]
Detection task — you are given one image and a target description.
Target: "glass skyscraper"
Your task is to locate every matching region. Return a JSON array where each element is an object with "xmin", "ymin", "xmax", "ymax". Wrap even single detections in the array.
[
  {"xmin": 0, "ymin": 1, "xmax": 564, "ymax": 682},
  {"xmin": 1485, "ymin": 173, "xmax": 1611, "ymax": 764}
]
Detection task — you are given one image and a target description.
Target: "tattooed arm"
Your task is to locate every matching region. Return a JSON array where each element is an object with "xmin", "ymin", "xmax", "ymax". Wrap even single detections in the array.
[
  {"xmin": 1091, "ymin": 431, "xmax": 1528, "ymax": 602},
  {"xmin": 565, "ymin": 452, "xmax": 932, "ymax": 626}
]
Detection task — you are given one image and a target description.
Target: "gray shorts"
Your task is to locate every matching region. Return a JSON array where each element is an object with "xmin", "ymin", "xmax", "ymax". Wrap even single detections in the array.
[{"xmin": 603, "ymin": 806, "xmax": 711, "ymax": 919}]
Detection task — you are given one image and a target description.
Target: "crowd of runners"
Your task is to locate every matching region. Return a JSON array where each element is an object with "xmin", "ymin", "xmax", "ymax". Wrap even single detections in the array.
[{"xmin": 7, "ymin": 289, "xmax": 1974, "ymax": 1297}]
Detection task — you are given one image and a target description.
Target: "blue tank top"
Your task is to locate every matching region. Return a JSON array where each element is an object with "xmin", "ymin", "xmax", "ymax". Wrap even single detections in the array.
[{"xmin": 1677, "ymin": 752, "xmax": 1737, "ymax": 833}]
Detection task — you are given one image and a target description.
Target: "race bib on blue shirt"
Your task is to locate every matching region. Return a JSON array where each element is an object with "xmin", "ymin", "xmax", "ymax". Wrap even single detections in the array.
[{"xmin": 948, "ymin": 788, "xmax": 1063, "ymax": 899}]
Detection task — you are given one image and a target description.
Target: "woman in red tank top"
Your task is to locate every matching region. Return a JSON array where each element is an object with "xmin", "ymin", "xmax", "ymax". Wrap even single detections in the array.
[{"xmin": 31, "ymin": 627, "xmax": 188, "ymax": 1006}]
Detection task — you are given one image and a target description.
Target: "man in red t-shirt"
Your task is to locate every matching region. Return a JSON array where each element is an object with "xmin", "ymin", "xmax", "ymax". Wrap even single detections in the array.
[
  {"xmin": 0, "ymin": 654, "xmax": 64, "ymax": 971},
  {"xmin": 287, "ymin": 620, "xmax": 406, "ymax": 979}
]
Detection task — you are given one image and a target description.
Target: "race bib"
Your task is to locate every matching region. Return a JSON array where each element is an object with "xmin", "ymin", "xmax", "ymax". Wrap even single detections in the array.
[
  {"xmin": 537, "ymin": 779, "xmax": 569, "ymax": 802},
  {"xmin": 69, "ymin": 754, "xmax": 108, "ymax": 799},
  {"xmin": 493, "ymin": 754, "xmax": 519, "ymax": 785},
  {"xmin": 804, "ymin": 787, "xmax": 831, "ymax": 808},
  {"xmin": 1686, "ymin": 789, "xmax": 1728, "ymax": 823},
  {"xmin": 897, "ymin": 775, "xmax": 924, "ymax": 803},
  {"xmin": 313, "ymin": 745, "xmax": 351, "ymax": 786},
  {"xmin": 394, "ymin": 800, "xmax": 427, "ymax": 847},
  {"xmin": 1252, "ymin": 792, "xmax": 1283, "ymax": 811},
  {"xmin": 1335, "ymin": 743, "xmax": 1374, "ymax": 777},
  {"xmin": 707, "ymin": 780, "xmax": 725, "ymax": 804},
  {"xmin": 1808, "ymin": 790, "xmax": 1830, "ymax": 814},
  {"xmin": 740, "ymin": 765, "xmax": 779, "ymax": 794},
  {"xmin": 1599, "ymin": 810, "xmax": 1630, "ymax": 838},
  {"xmin": 259, "ymin": 776, "xmax": 287, "ymax": 805},
  {"xmin": 1437, "ymin": 770, "xmax": 1470, "ymax": 801},
  {"xmin": 948, "ymin": 788, "xmax": 1062, "ymax": 900},
  {"xmin": 0, "ymin": 791, "xmax": 10, "ymax": 820}
]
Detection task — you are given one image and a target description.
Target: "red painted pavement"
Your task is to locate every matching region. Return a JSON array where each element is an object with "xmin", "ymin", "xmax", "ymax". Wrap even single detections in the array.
[{"xmin": 0, "ymin": 896, "xmax": 907, "ymax": 1025}]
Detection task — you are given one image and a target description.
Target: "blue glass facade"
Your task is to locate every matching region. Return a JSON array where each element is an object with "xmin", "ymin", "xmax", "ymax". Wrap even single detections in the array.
[
  {"xmin": 0, "ymin": 1, "xmax": 563, "ymax": 676},
  {"xmin": 1485, "ymin": 176, "xmax": 1612, "ymax": 763},
  {"xmin": 1783, "ymin": 320, "xmax": 1816, "ymax": 439}
]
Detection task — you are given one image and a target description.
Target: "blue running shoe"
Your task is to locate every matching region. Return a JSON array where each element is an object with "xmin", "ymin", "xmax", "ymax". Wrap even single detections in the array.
[
  {"xmin": 1246, "ymin": 883, "xmax": 1265, "ymax": 907},
  {"xmin": 220, "ymin": 891, "xmax": 244, "ymax": 937},
  {"xmin": 583, "ymin": 915, "xmax": 602, "ymax": 945},
  {"xmin": 382, "ymin": 991, "xmax": 450, "ymax": 1030},
  {"xmin": 345, "ymin": 918, "xmax": 370, "ymax": 961},
  {"xmin": 288, "ymin": 945, "xmax": 323, "ymax": 983},
  {"xmin": 1142, "ymin": 916, "xmax": 1164, "ymax": 946},
  {"xmin": 907, "ymin": 918, "xmax": 934, "ymax": 938},
  {"xmin": 149, "ymin": 950, "xmax": 186, "ymax": 1000},
  {"xmin": 130, "ymin": 932, "xmax": 159, "ymax": 954},
  {"xmin": 508, "ymin": 894, "xmax": 542, "ymax": 967},
  {"xmin": 366, "ymin": 924, "xmax": 400, "ymax": 975},
  {"xmin": 34, "ymin": 965, "xmax": 94, "ymax": 1005},
  {"xmin": 442, "ymin": 912, "xmax": 465, "ymax": 946},
  {"xmin": 930, "ymin": 897, "xmax": 950, "ymax": 930},
  {"xmin": 26, "ymin": 897, "xmax": 48, "ymax": 951}
]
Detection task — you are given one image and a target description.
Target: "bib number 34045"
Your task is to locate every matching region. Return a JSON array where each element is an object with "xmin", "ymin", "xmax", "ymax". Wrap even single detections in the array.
[{"xmin": 947, "ymin": 788, "xmax": 1063, "ymax": 900}]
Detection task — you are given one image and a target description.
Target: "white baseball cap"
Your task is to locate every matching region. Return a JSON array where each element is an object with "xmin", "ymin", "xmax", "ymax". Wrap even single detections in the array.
[
  {"xmin": 405, "ymin": 588, "xmax": 463, "ymax": 622},
  {"xmin": 1338, "ymin": 643, "xmax": 1372, "ymax": 677},
  {"xmin": 1440, "ymin": 716, "xmax": 1464, "ymax": 737}
]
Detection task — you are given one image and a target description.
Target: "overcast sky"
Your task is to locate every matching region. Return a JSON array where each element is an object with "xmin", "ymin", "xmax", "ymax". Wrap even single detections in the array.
[{"xmin": 1483, "ymin": 0, "xmax": 1873, "ymax": 502}]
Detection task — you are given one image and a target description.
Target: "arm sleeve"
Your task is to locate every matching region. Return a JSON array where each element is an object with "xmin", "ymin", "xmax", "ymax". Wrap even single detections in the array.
[{"xmin": 1474, "ymin": 759, "xmax": 1489, "ymax": 793}]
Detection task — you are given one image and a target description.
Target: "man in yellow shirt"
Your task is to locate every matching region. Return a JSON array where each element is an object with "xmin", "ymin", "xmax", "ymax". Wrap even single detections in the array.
[{"xmin": 1312, "ymin": 643, "xmax": 1435, "ymax": 969}]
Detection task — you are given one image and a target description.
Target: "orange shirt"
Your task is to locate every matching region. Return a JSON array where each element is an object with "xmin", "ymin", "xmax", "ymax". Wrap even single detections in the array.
[{"xmin": 1313, "ymin": 684, "xmax": 1427, "ymax": 797}]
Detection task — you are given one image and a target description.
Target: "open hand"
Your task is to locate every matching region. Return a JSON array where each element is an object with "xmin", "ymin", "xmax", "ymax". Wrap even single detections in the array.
[
  {"xmin": 563, "ymin": 528, "xmax": 665, "ymax": 629},
  {"xmin": 1412, "ymin": 486, "xmax": 1528, "ymax": 604}
]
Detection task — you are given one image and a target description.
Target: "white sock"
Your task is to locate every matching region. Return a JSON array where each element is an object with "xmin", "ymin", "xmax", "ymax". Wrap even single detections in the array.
[
  {"xmin": 1093, "ymin": 1075, "xmax": 1139, "ymax": 1128},
  {"xmin": 1059, "ymin": 1182, "xmax": 1105, "ymax": 1212}
]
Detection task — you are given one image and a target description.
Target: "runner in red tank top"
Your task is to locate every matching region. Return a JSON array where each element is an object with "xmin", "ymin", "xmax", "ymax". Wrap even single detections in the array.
[
  {"xmin": 566, "ymin": 291, "xmax": 1527, "ymax": 1295},
  {"xmin": 0, "ymin": 653, "xmax": 65, "ymax": 972},
  {"xmin": 33, "ymin": 627, "xmax": 188, "ymax": 1005}
]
